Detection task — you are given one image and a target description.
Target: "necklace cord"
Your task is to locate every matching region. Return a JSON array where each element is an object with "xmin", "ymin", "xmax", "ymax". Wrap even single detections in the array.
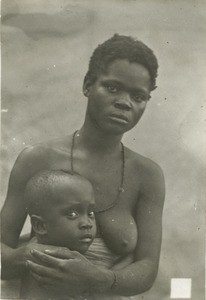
[
  {"xmin": 71, "ymin": 130, "xmax": 78, "ymax": 173},
  {"xmin": 71, "ymin": 130, "xmax": 125, "ymax": 213}
]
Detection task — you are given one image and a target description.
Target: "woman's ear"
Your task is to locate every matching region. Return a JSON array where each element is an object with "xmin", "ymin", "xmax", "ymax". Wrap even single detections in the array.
[
  {"xmin": 83, "ymin": 77, "xmax": 92, "ymax": 97},
  {"xmin": 30, "ymin": 215, "xmax": 47, "ymax": 236}
]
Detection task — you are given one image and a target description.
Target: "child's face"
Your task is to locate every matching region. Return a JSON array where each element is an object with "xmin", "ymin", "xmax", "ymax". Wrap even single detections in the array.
[{"xmin": 43, "ymin": 178, "xmax": 96, "ymax": 253}]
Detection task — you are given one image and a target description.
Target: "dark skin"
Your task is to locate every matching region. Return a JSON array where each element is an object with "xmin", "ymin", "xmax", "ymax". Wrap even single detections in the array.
[{"xmin": 1, "ymin": 59, "xmax": 165, "ymax": 297}]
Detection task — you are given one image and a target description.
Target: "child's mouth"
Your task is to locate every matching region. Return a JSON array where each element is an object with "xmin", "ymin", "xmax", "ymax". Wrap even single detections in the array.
[{"xmin": 80, "ymin": 234, "xmax": 93, "ymax": 243}]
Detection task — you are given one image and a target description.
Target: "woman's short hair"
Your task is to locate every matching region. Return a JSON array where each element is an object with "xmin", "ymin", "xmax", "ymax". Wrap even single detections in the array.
[{"xmin": 85, "ymin": 34, "xmax": 159, "ymax": 91}]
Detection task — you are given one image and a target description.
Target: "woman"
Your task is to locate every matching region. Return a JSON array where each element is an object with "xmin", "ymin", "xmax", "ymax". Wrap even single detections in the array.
[{"xmin": 1, "ymin": 34, "xmax": 165, "ymax": 298}]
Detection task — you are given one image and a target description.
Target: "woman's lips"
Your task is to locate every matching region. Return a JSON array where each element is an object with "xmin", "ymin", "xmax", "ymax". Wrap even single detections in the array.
[{"xmin": 108, "ymin": 113, "xmax": 129, "ymax": 124}]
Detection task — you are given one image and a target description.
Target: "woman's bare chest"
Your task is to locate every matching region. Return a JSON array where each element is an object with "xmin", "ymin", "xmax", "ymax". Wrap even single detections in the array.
[{"xmin": 45, "ymin": 146, "xmax": 140, "ymax": 255}]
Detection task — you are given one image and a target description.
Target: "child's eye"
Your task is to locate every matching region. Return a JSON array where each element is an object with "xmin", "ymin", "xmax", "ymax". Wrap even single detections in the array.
[
  {"xmin": 67, "ymin": 211, "xmax": 78, "ymax": 218},
  {"xmin": 88, "ymin": 211, "xmax": 95, "ymax": 218}
]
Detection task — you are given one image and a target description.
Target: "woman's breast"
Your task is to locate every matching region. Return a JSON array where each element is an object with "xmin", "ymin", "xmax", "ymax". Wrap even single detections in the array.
[{"xmin": 96, "ymin": 209, "xmax": 138, "ymax": 256}]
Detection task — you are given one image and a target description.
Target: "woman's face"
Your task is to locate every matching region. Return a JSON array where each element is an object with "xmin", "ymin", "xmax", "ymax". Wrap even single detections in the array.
[{"xmin": 84, "ymin": 59, "xmax": 151, "ymax": 135}]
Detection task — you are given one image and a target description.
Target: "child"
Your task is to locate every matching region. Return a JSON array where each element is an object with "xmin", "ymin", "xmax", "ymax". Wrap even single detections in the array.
[
  {"xmin": 20, "ymin": 170, "xmax": 96, "ymax": 299},
  {"xmin": 21, "ymin": 170, "xmax": 134, "ymax": 299}
]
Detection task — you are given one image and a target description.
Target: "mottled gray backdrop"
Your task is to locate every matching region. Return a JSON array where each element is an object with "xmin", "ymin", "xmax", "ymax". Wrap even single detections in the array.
[{"xmin": 1, "ymin": 0, "xmax": 205, "ymax": 299}]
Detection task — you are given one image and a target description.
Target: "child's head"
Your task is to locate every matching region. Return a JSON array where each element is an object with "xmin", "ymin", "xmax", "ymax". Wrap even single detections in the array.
[{"xmin": 25, "ymin": 170, "xmax": 96, "ymax": 253}]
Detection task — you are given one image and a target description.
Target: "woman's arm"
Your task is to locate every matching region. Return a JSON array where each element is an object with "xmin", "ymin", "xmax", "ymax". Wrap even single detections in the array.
[
  {"xmin": 1, "ymin": 146, "xmax": 51, "ymax": 279},
  {"xmin": 108, "ymin": 162, "xmax": 165, "ymax": 295},
  {"xmin": 26, "ymin": 162, "xmax": 165, "ymax": 297},
  {"xmin": 110, "ymin": 254, "xmax": 134, "ymax": 271}
]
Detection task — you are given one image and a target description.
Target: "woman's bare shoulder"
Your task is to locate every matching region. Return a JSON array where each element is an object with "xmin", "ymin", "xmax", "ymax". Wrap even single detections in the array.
[
  {"xmin": 125, "ymin": 146, "xmax": 164, "ymax": 180},
  {"xmin": 13, "ymin": 135, "xmax": 72, "ymax": 175},
  {"xmin": 21, "ymin": 135, "xmax": 72, "ymax": 156},
  {"xmin": 125, "ymin": 147, "xmax": 165, "ymax": 206},
  {"xmin": 43, "ymin": 134, "xmax": 73, "ymax": 151}
]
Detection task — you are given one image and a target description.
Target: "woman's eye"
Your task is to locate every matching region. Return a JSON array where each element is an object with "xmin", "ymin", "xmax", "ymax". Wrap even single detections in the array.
[
  {"xmin": 67, "ymin": 211, "xmax": 78, "ymax": 218},
  {"xmin": 106, "ymin": 85, "xmax": 118, "ymax": 93},
  {"xmin": 88, "ymin": 211, "xmax": 95, "ymax": 218},
  {"xmin": 133, "ymin": 94, "xmax": 147, "ymax": 103}
]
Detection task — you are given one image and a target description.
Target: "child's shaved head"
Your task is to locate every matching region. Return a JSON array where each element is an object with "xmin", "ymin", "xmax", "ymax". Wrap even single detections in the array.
[{"xmin": 24, "ymin": 170, "xmax": 91, "ymax": 216}]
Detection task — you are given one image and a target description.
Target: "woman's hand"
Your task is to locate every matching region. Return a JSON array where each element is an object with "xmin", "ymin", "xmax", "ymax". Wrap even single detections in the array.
[
  {"xmin": 27, "ymin": 248, "xmax": 114, "ymax": 297},
  {"xmin": 1, "ymin": 238, "xmax": 69, "ymax": 280},
  {"xmin": 1, "ymin": 239, "xmax": 62, "ymax": 279},
  {"xmin": 20, "ymin": 238, "xmax": 61, "ymax": 265}
]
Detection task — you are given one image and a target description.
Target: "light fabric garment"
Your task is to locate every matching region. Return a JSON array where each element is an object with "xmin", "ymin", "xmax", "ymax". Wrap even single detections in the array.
[{"xmin": 85, "ymin": 237, "xmax": 120, "ymax": 269}]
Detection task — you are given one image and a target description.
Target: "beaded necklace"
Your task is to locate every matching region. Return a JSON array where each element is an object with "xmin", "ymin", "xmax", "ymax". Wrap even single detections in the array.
[{"xmin": 71, "ymin": 130, "xmax": 125, "ymax": 213}]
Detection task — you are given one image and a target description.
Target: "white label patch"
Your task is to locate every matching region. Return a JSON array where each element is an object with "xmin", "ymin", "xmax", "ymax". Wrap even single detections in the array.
[{"xmin": 170, "ymin": 278, "xmax": 192, "ymax": 298}]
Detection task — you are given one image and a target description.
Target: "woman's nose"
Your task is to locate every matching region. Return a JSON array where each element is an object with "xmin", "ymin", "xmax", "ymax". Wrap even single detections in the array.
[{"xmin": 114, "ymin": 93, "xmax": 132, "ymax": 111}]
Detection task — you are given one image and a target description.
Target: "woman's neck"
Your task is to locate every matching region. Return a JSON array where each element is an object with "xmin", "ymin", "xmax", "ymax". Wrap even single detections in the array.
[{"xmin": 77, "ymin": 120, "xmax": 123, "ymax": 155}]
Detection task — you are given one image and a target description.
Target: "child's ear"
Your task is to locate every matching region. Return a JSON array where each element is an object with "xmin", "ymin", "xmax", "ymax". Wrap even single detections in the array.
[{"xmin": 30, "ymin": 215, "xmax": 47, "ymax": 236}]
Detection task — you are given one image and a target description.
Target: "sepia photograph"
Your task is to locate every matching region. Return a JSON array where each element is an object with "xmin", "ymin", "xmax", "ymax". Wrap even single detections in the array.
[{"xmin": 1, "ymin": 1, "xmax": 205, "ymax": 299}]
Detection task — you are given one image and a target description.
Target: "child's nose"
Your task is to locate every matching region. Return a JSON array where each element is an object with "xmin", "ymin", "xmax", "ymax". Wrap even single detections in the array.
[{"xmin": 79, "ymin": 217, "xmax": 93, "ymax": 229}]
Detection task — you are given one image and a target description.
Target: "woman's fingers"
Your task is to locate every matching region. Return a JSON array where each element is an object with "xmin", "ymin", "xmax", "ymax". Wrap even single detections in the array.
[
  {"xmin": 30, "ymin": 271, "xmax": 52, "ymax": 286},
  {"xmin": 27, "ymin": 260, "xmax": 56, "ymax": 277},
  {"xmin": 30, "ymin": 250, "xmax": 63, "ymax": 268},
  {"xmin": 44, "ymin": 248, "xmax": 79, "ymax": 259},
  {"xmin": 30, "ymin": 270, "xmax": 63, "ymax": 293}
]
